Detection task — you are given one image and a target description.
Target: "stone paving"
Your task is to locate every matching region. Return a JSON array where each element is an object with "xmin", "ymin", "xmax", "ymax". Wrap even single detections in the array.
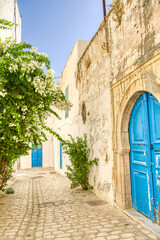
[{"xmin": 0, "ymin": 168, "xmax": 159, "ymax": 240}]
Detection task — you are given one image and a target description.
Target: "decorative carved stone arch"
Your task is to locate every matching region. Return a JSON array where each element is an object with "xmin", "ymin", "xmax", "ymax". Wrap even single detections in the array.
[{"xmin": 113, "ymin": 78, "xmax": 160, "ymax": 209}]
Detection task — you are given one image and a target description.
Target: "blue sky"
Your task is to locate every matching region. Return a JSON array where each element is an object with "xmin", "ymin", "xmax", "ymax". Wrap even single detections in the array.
[{"xmin": 17, "ymin": 0, "xmax": 111, "ymax": 78}]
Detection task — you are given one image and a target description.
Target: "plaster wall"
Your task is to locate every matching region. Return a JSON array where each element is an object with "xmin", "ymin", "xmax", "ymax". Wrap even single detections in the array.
[
  {"xmin": 53, "ymin": 40, "xmax": 89, "ymax": 175},
  {"xmin": 0, "ymin": 0, "xmax": 21, "ymax": 42}
]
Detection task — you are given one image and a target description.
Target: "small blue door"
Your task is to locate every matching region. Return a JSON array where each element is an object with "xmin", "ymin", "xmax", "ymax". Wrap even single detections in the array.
[
  {"xmin": 32, "ymin": 145, "xmax": 42, "ymax": 167},
  {"xmin": 129, "ymin": 92, "xmax": 160, "ymax": 223},
  {"xmin": 60, "ymin": 142, "xmax": 63, "ymax": 169}
]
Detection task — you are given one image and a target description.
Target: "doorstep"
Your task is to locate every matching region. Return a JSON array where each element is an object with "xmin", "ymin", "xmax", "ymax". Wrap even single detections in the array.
[{"xmin": 123, "ymin": 208, "xmax": 160, "ymax": 238}]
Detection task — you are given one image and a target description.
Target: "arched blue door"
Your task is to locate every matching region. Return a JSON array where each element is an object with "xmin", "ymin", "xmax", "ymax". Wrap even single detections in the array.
[
  {"xmin": 32, "ymin": 145, "xmax": 42, "ymax": 167},
  {"xmin": 129, "ymin": 92, "xmax": 160, "ymax": 223}
]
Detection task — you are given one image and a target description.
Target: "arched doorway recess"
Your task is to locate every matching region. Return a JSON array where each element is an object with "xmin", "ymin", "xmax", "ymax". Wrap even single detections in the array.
[{"xmin": 111, "ymin": 52, "xmax": 160, "ymax": 222}]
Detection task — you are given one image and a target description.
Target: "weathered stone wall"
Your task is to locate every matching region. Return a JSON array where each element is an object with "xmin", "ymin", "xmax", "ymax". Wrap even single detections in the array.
[
  {"xmin": 110, "ymin": 0, "xmax": 160, "ymax": 209},
  {"xmin": 109, "ymin": 0, "xmax": 160, "ymax": 83},
  {"xmin": 77, "ymin": 0, "xmax": 160, "ymax": 206},
  {"xmin": 112, "ymin": 54, "xmax": 160, "ymax": 209},
  {"xmin": 76, "ymin": 19, "xmax": 114, "ymax": 202}
]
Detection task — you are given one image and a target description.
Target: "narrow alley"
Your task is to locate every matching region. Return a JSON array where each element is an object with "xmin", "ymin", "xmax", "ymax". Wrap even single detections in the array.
[{"xmin": 0, "ymin": 168, "xmax": 159, "ymax": 240}]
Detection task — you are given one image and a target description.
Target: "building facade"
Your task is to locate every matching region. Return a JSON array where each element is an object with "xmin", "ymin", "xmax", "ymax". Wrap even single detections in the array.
[
  {"xmin": 0, "ymin": 0, "xmax": 21, "ymax": 42},
  {"xmin": 53, "ymin": 0, "xmax": 160, "ymax": 224},
  {"xmin": 53, "ymin": 40, "xmax": 89, "ymax": 174}
]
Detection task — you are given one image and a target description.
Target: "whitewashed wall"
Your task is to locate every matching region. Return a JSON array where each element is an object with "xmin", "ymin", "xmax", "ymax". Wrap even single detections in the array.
[
  {"xmin": 0, "ymin": 0, "xmax": 21, "ymax": 42},
  {"xmin": 53, "ymin": 40, "xmax": 89, "ymax": 175},
  {"xmin": 0, "ymin": 0, "xmax": 21, "ymax": 174}
]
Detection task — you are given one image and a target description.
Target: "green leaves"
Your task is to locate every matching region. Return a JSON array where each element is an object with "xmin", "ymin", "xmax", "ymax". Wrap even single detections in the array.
[
  {"xmin": 0, "ymin": 26, "xmax": 72, "ymax": 190},
  {"xmin": 62, "ymin": 134, "xmax": 99, "ymax": 190},
  {"xmin": 0, "ymin": 19, "xmax": 16, "ymax": 30}
]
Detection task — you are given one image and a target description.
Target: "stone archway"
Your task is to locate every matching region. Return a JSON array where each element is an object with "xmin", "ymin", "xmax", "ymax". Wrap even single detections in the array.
[{"xmin": 112, "ymin": 78, "xmax": 160, "ymax": 209}]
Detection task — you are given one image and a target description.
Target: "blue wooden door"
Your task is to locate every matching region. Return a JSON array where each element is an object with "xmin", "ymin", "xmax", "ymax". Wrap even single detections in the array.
[
  {"xmin": 32, "ymin": 145, "xmax": 42, "ymax": 167},
  {"xmin": 129, "ymin": 92, "xmax": 160, "ymax": 223},
  {"xmin": 129, "ymin": 93, "xmax": 154, "ymax": 220},
  {"xmin": 148, "ymin": 94, "xmax": 160, "ymax": 223},
  {"xmin": 60, "ymin": 142, "xmax": 63, "ymax": 169}
]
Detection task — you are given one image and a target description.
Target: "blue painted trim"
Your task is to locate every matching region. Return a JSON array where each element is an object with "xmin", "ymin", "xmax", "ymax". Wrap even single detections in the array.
[{"xmin": 60, "ymin": 142, "xmax": 63, "ymax": 169}]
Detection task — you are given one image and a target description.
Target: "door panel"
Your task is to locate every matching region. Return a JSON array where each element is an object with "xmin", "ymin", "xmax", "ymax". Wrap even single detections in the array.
[
  {"xmin": 148, "ymin": 95, "xmax": 160, "ymax": 144},
  {"xmin": 129, "ymin": 93, "xmax": 154, "ymax": 220},
  {"xmin": 133, "ymin": 171, "xmax": 151, "ymax": 217},
  {"xmin": 32, "ymin": 145, "xmax": 42, "ymax": 167},
  {"xmin": 148, "ymin": 94, "xmax": 160, "ymax": 223},
  {"xmin": 32, "ymin": 147, "xmax": 37, "ymax": 167}
]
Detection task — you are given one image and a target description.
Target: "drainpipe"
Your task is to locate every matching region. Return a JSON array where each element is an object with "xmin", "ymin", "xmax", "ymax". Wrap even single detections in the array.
[
  {"xmin": 102, "ymin": 0, "xmax": 106, "ymax": 19},
  {"xmin": 102, "ymin": 0, "xmax": 109, "ymax": 52}
]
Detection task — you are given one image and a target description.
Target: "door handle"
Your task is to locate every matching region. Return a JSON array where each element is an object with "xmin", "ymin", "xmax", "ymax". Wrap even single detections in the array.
[
  {"xmin": 150, "ymin": 162, "xmax": 153, "ymax": 166},
  {"xmin": 150, "ymin": 144, "xmax": 153, "ymax": 150}
]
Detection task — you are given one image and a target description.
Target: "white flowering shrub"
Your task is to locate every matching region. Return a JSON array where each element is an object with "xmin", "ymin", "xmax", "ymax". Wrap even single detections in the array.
[{"xmin": 0, "ymin": 31, "xmax": 71, "ymax": 190}]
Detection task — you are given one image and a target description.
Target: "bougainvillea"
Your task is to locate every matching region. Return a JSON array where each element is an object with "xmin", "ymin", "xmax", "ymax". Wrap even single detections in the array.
[{"xmin": 0, "ymin": 33, "xmax": 71, "ymax": 190}]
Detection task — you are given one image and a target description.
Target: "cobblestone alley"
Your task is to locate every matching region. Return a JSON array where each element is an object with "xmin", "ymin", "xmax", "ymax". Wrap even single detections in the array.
[{"xmin": 0, "ymin": 168, "xmax": 159, "ymax": 240}]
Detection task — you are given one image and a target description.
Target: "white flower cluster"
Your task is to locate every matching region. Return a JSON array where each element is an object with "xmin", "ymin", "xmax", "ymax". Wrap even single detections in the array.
[
  {"xmin": 21, "ymin": 60, "xmax": 39, "ymax": 73},
  {"xmin": 13, "ymin": 136, "xmax": 19, "ymax": 142},
  {"xmin": 21, "ymin": 106, "xmax": 28, "ymax": 112},
  {"xmin": 33, "ymin": 74, "xmax": 57, "ymax": 96},
  {"xmin": 8, "ymin": 63, "xmax": 18, "ymax": 72},
  {"xmin": 33, "ymin": 76, "xmax": 45, "ymax": 94},
  {"xmin": 40, "ymin": 62, "xmax": 45, "ymax": 68},
  {"xmin": 5, "ymin": 53, "xmax": 12, "ymax": 57},
  {"xmin": 0, "ymin": 39, "xmax": 12, "ymax": 52},
  {"xmin": 30, "ymin": 46, "xmax": 38, "ymax": 52},
  {"xmin": 41, "ymin": 52, "xmax": 48, "ymax": 58},
  {"xmin": 14, "ymin": 57, "xmax": 22, "ymax": 63},
  {"xmin": 9, "ymin": 123, "xmax": 16, "ymax": 127},
  {"xmin": 0, "ymin": 90, "xmax": 7, "ymax": 97},
  {"xmin": 46, "ymin": 69, "xmax": 55, "ymax": 79},
  {"xmin": 24, "ymin": 131, "xmax": 32, "ymax": 138},
  {"xmin": 54, "ymin": 101, "xmax": 68, "ymax": 110}
]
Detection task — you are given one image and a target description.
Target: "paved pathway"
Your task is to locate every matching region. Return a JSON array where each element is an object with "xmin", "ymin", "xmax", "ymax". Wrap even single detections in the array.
[{"xmin": 0, "ymin": 168, "xmax": 159, "ymax": 240}]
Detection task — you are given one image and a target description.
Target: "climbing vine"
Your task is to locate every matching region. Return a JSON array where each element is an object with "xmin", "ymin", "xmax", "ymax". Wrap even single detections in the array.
[
  {"xmin": 62, "ymin": 134, "xmax": 99, "ymax": 190},
  {"xmin": 0, "ymin": 19, "xmax": 16, "ymax": 29}
]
